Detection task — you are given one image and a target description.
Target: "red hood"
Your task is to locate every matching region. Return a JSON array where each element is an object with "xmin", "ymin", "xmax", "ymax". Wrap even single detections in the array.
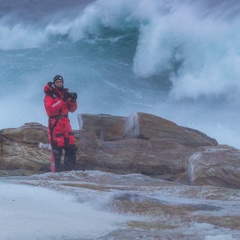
[
  {"xmin": 44, "ymin": 84, "xmax": 69, "ymax": 94},
  {"xmin": 44, "ymin": 84, "xmax": 52, "ymax": 93}
]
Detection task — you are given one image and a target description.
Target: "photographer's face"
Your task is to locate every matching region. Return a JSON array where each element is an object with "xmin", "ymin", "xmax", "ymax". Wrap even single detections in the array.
[{"xmin": 54, "ymin": 80, "xmax": 63, "ymax": 88}]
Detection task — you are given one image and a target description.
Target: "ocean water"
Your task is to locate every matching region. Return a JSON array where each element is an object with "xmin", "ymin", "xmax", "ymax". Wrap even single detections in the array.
[{"xmin": 1, "ymin": 0, "xmax": 240, "ymax": 148}]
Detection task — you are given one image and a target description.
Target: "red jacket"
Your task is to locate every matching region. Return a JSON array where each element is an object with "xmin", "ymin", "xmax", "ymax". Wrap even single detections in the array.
[{"xmin": 44, "ymin": 84, "xmax": 78, "ymax": 146}]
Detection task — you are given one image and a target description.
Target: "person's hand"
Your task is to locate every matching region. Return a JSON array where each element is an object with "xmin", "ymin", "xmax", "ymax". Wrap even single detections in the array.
[
  {"xmin": 62, "ymin": 91, "xmax": 71, "ymax": 102},
  {"xmin": 70, "ymin": 92, "xmax": 78, "ymax": 102}
]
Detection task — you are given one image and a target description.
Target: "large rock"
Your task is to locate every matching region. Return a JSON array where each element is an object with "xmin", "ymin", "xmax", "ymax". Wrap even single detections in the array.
[
  {"xmin": 0, "ymin": 122, "xmax": 50, "ymax": 175},
  {"xmin": 78, "ymin": 113, "xmax": 125, "ymax": 141},
  {"xmin": 188, "ymin": 145, "xmax": 240, "ymax": 188},
  {"xmin": 77, "ymin": 112, "xmax": 218, "ymax": 181},
  {"xmin": 1, "ymin": 112, "xmax": 240, "ymax": 189},
  {"xmin": 79, "ymin": 112, "xmax": 217, "ymax": 147},
  {"xmin": 124, "ymin": 112, "xmax": 217, "ymax": 147}
]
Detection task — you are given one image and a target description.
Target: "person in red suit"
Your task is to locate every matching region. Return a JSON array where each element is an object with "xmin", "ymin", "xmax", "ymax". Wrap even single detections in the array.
[{"xmin": 44, "ymin": 75, "xmax": 78, "ymax": 172}]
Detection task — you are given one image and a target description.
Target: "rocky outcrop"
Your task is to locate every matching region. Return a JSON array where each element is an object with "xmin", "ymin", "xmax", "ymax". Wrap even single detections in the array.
[
  {"xmin": 0, "ymin": 122, "xmax": 50, "ymax": 175},
  {"xmin": 124, "ymin": 112, "xmax": 217, "ymax": 147},
  {"xmin": 77, "ymin": 112, "xmax": 218, "ymax": 182},
  {"xmin": 1, "ymin": 112, "xmax": 240, "ymax": 189},
  {"xmin": 188, "ymin": 145, "xmax": 240, "ymax": 188}
]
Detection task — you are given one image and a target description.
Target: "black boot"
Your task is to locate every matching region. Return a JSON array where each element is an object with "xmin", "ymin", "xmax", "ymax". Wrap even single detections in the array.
[
  {"xmin": 64, "ymin": 144, "xmax": 77, "ymax": 171},
  {"xmin": 52, "ymin": 147, "xmax": 63, "ymax": 172}
]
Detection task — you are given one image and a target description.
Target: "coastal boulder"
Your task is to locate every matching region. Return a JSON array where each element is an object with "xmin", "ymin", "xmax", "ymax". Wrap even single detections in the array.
[
  {"xmin": 2, "ymin": 112, "xmax": 240, "ymax": 189},
  {"xmin": 188, "ymin": 145, "xmax": 240, "ymax": 188},
  {"xmin": 78, "ymin": 113, "xmax": 125, "ymax": 141},
  {"xmin": 0, "ymin": 122, "xmax": 50, "ymax": 175},
  {"xmin": 77, "ymin": 112, "xmax": 218, "ymax": 181},
  {"xmin": 124, "ymin": 112, "xmax": 217, "ymax": 147}
]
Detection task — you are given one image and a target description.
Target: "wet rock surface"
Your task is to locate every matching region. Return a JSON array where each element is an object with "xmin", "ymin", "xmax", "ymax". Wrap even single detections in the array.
[
  {"xmin": 1, "ymin": 112, "xmax": 240, "ymax": 189},
  {"xmin": 4, "ymin": 170, "xmax": 240, "ymax": 240}
]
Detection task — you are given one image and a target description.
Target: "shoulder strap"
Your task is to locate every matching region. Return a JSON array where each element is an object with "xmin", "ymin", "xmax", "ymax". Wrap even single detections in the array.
[
  {"xmin": 45, "ymin": 90, "xmax": 54, "ymax": 98},
  {"xmin": 49, "ymin": 109, "xmax": 62, "ymax": 145}
]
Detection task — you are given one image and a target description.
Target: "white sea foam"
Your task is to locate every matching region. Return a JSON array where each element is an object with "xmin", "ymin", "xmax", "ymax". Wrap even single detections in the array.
[
  {"xmin": 0, "ymin": 182, "xmax": 132, "ymax": 240},
  {"xmin": 0, "ymin": 0, "xmax": 240, "ymax": 150},
  {"xmin": 1, "ymin": 0, "xmax": 240, "ymax": 102},
  {"xmin": 1, "ymin": 170, "xmax": 240, "ymax": 239},
  {"xmin": 0, "ymin": 22, "xmax": 46, "ymax": 50}
]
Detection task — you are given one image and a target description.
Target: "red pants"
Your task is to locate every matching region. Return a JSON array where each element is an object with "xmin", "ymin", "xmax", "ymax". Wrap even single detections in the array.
[{"xmin": 48, "ymin": 117, "xmax": 77, "ymax": 172}]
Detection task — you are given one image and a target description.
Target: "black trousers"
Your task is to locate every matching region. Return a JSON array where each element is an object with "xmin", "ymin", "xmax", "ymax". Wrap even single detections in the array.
[{"xmin": 52, "ymin": 144, "xmax": 77, "ymax": 172}]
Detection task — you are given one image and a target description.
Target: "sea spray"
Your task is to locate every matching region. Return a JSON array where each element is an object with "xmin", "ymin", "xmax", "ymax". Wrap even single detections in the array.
[{"xmin": 0, "ymin": 0, "xmax": 240, "ymax": 148}]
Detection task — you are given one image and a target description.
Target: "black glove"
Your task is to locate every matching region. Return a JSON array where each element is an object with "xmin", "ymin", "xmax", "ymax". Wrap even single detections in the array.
[
  {"xmin": 47, "ymin": 82, "xmax": 54, "ymax": 88},
  {"xmin": 62, "ymin": 91, "xmax": 72, "ymax": 102},
  {"xmin": 70, "ymin": 92, "xmax": 78, "ymax": 102}
]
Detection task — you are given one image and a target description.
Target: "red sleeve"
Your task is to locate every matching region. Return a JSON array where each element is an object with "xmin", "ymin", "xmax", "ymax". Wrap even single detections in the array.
[
  {"xmin": 67, "ymin": 100, "xmax": 78, "ymax": 113},
  {"xmin": 44, "ymin": 95, "xmax": 64, "ymax": 117}
]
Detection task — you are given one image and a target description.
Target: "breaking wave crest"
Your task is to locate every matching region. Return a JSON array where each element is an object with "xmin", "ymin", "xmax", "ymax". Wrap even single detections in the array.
[
  {"xmin": 1, "ymin": 0, "xmax": 240, "ymax": 101},
  {"xmin": 1, "ymin": 0, "xmax": 240, "ymax": 148}
]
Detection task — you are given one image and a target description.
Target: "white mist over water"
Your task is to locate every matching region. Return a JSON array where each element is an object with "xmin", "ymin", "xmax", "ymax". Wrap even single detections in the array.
[{"xmin": 0, "ymin": 0, "xmax": 240, "ymax": 149}]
